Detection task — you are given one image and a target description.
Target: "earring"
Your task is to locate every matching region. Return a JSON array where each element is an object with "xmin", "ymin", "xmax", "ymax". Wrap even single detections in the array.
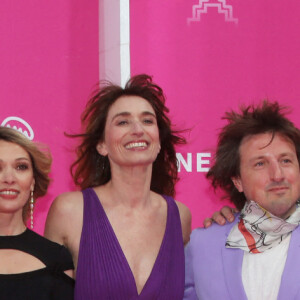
[{"xmin": 30, "ymin": 191, "xmax": 34, "ymax": 229}]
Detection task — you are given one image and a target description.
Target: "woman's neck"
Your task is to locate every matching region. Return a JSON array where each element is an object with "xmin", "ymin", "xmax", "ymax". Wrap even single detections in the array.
[
  {"xmin": 0, "ymin": 212, "xmax": 26, "ymax": 236},
  {"xmin": 103, "ymin": 164, "xmax": 153, "ymax": 208}
]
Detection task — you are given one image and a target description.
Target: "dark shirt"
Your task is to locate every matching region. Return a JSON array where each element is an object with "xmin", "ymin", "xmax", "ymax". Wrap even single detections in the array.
[{"xmin": 0, "ymin": 229, "xmax": 74, "ymax": 300}]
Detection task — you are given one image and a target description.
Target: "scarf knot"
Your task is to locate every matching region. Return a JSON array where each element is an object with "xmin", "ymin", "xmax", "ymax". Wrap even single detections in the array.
[{"xmin": 226, "ymin": 200, "xmax": 300, "ymax": 253}]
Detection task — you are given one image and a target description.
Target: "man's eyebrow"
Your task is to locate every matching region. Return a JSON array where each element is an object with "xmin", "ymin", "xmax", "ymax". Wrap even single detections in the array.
[
  {"xmin": 278, "ymin": 152, "xmax": 297, "ymax": 158},
  {"xmin": 249, "ymin": 152, "xmax": 296, "ymax": 161},
  {"xmin": 249, "ymin": 155, "xmax": 265, "ymax": 162}
]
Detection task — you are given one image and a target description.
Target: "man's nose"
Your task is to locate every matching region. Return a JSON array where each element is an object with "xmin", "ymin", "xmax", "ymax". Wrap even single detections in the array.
[{"xmin": 270, "ymin": 162, "xmax": 284, "ymax": 182}]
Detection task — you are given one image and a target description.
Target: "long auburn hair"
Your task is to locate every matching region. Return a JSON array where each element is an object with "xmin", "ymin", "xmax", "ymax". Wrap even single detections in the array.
[{"xmin": 69, "ymin": 74, "xmax": 186, "ymax": 197}]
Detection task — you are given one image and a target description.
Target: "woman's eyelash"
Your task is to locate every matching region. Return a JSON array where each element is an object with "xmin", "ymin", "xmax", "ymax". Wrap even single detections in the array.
[
  {"xmin": 16, "ymin": 164, "xmax": 29, "ymax": 170},
  {"xmin": 117, "ymin": 120, "xmax": 128, "ymax": 125}
]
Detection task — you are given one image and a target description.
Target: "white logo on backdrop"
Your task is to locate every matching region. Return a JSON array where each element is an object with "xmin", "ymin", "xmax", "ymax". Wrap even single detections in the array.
[
  {"xmin": 188, "ymin": 0, "xmax": 238, "ymax": 25},
  {"xmin": 176, "ymin": 152, "xmax": 211, "ymax": 172},
  {"xmin": 1, "ymin": 116, "xmax": 34, "ymax": 140}
]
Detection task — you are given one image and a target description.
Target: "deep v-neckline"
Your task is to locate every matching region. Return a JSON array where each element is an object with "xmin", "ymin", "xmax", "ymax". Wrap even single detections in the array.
[{"xmin": 90, "ymin": 188, "xmax": 170, "ymax": 297}]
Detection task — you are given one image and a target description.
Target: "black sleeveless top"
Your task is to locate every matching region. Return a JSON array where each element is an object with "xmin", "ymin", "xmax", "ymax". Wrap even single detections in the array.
[{"xmin": 0, "ymin": 229, "xmax": 74, "ymax": 300}]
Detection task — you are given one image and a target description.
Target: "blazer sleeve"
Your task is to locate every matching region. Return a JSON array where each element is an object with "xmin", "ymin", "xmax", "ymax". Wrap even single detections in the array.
[{"xmin": 183, "ymin": 242, "xmax": 199, "ymax": 300}]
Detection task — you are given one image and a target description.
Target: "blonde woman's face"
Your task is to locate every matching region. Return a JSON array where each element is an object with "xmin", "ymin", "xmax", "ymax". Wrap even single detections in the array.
[{"xmin": 0, "ymin": 140, "xmax": 35, "ymax": 217}]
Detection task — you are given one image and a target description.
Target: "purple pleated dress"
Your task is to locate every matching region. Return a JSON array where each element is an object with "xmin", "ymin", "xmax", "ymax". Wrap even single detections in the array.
[{"xmin": 74, "ymin": 188, "xmax": 184, "ymax": 300}]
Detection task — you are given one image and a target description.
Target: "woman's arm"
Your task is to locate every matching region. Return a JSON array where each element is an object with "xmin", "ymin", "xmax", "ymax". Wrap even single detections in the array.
[
  {"xmin": 44, "ymin": 191, "xmax": 83, "ymax": 269},
  {"xmin": 44, "ymin": 193, "xmax": 74, "ymax": 246},
  {"xmin": 176, "ymin": 201, "xmax": 192, "ymax": 245}
]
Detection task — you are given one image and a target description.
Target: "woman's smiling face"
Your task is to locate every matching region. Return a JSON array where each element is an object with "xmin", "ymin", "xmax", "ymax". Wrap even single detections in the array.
[
  {"xmin": 97, "ymin": 95, "xmax": 160, "ymax": 168},
  {"xmin": 0, "ymin": 140, "xmax": 35, "ymax": 216}
]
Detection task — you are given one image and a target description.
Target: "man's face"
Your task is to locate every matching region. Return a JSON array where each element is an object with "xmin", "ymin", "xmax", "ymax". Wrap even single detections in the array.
[{"xmin": 232, "ymin": 132, "xmax": 300, "ymax": 219}]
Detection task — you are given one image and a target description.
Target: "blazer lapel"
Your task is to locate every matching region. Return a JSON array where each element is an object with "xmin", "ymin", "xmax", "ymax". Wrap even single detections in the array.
[
  {"xmin": 277, "ymin": 226, "xmax": 300, "ymax": 299},
  {"xmin": 222, "ymin": 220, "xmax": 248, "ymax": 300}
]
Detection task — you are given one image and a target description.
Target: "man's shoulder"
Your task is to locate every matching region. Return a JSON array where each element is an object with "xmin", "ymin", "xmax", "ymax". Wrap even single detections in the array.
[{"xmin": 190, "ymin": 218, "xmax": 238, "ymax": 246}]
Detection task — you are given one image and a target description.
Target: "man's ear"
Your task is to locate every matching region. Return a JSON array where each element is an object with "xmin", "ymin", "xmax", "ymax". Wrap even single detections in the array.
[
  {"xmin": 231, "ymin": 177, "xmax": 243, "ymax": 193},
  {"xmin": 96, "ymin": 142, "xmax": 108, "ymax": 156}
]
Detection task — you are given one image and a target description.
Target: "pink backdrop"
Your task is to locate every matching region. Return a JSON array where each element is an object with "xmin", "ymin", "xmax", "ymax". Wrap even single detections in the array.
[
  {"xmin": 130, "ymin": 0, "xmax": 300, "ymax": 228},
  {"xmin": 2, "ymin": 0, "xmax": 300, "ymax": 233},
  {"xmin": 0, "ymin": 0, "xmax": 99, "ymax": 234}
]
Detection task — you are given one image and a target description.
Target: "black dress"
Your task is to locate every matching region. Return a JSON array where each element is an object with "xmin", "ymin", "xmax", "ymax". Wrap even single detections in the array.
[{"xmin": 0, "ymin": 229, "xmax": 74, "ymax": 300}]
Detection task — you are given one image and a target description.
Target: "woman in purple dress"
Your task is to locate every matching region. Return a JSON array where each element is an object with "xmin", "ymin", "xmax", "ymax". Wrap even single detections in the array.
[{"xmin": 45, "ymin": 74, "xmax": 191, "ymax": 299}]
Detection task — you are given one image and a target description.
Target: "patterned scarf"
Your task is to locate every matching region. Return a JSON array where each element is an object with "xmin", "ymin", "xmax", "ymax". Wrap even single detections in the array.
[{"xmin": 226, "ymin": 200, "xmax": 300, "ymax": 253}]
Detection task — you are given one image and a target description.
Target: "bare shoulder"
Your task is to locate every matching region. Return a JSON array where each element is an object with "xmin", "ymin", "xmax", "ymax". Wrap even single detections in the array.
[
  {"xmin": 175, "ymin": 200, "xmax": 192, "ymax": 225},
  {"xmin": 175, "ymin": 200, "xmax": 192, "ymax": 245},
  {"xmin": 44, "ymin": 191, "xmax": 83, "ymax": 247},
  {"xmin": 46, "ymin": 191, "xmax": 83, "ymax": 221}
]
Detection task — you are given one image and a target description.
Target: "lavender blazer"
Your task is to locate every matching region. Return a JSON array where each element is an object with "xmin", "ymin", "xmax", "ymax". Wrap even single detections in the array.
[{"xmin": 184, "ymin": 216, "xmax": 300, "ymax": 299}]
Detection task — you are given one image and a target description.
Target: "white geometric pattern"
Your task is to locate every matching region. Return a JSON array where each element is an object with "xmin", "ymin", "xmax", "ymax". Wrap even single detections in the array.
[
  {"xmin": 1, "ymin": 116, "xmax": 34, "ymax": 140},
  {"xmin": 188, "ymin": 0, "xmax": 238, "ymax": 25}
]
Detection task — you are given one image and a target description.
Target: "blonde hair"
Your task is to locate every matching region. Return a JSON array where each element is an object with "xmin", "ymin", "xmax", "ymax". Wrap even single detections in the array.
[{"xmin": 0, "ymin": 127, "xmax": 52, "ymax": 220}]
